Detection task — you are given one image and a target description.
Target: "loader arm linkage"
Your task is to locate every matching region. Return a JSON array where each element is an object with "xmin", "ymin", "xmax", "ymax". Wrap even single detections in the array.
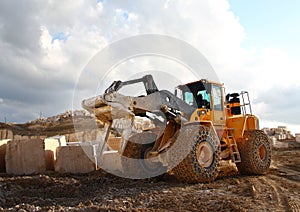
[{"xmin": 105, "ymin": 75, "xmax": 159, "ymax": 95}]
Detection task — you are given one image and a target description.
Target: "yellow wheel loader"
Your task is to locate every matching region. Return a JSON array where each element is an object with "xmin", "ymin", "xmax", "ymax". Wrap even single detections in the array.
[{"xmin": 82, "ymin": 75, "xmax": 271, "ymax": 183}]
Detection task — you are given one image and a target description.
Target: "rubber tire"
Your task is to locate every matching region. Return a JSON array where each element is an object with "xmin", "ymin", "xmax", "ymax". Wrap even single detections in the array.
[
  {"xmin": 236, "ymin": 130, "xmax": 271, "ymax": 175},
  {"xmin": 171, "ymin": 125, "xmax": 220, "ymax": 183},
  {"xmin": 120, "ymin": 140, "xmax": 144, "ymax": 179},
  {"xmin": 121, "ymin": 132, "xmax": 166, "ymax": 179},
  {"xmin": 139, "ymin": 144, "xmax": 167, "ymax": 177}
]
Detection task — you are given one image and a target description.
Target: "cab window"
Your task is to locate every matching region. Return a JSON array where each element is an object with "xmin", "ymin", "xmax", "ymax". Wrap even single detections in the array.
[
  {"xmin": 184, "ymin": 92, "xmax": 194, "ymax": 106},
  {"xmin": 212, "ymin": 85, "xmax": 223, "ymax": 110}
]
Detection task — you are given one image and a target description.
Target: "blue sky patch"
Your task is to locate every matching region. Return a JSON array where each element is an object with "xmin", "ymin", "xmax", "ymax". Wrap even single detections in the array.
[{"xmin": 51, "ymin": 32, "xmax": 68, "ymax": 43}]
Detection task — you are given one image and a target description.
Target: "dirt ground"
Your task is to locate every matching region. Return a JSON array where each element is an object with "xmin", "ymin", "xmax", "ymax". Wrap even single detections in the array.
[{"xmin": 0, "ymin": 148, "xmax": 299, "ymax": 211}]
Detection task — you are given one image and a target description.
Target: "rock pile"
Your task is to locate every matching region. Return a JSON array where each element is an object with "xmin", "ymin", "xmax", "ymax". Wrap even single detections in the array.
[{"xmin": 262, "ymin": 126, "xmax": 294, "ymax": 141}]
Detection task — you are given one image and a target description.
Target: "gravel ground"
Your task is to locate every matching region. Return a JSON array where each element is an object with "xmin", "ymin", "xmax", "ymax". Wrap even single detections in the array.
[{"xmin": 0, "ymin": 148, "xmax": 299, "ymax": 211}]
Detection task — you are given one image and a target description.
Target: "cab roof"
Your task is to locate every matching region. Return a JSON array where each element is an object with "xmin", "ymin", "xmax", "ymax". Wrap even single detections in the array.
[{"xmin": 177, "ymin": 79, "xmax": 223, "ymax": 91}]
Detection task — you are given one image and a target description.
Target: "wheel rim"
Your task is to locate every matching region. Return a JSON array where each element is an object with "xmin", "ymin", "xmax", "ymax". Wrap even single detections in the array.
[
  {"xmin": 196, "ymin": 142, "xmax": 214, "ymax": 168},
  {"xmin": 258, "ymin": 145, "xmax": 267, "ymax": 161},
  {"xmin": 142, "ymin": 147, "xmax": 160, "ymax": 170}
]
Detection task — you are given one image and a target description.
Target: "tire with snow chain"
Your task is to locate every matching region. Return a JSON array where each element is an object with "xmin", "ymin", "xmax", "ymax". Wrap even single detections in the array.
[
  {"xmin": 121, "ymin": 132, "xmax": 166, "ymax": 179},
  {"xmin": 170, "ymin": 125, "xmax": 220, "ymax": 183},
  {"xmin": 236, "ymin": 130, "xmax": 271, "ymax": 175},
  {"xmin": 121, "ymin": 139, "xmax": 144, "ymax": 179},
  {"xmin": 139, "ymin": 143, "xmax": 167, "ymax": 177}
]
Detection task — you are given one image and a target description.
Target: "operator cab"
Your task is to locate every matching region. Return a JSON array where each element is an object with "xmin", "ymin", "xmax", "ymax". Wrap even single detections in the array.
[
  {"xmin": 175, "ymin": 79, "xmax": 224, "ymax": 110},
  {"xmin": 175, "ymin": 79, "xmax": 226, "ymax": 129},
  {"xmin": 175, "ymin": 80, "xmax": 210, "ymax": 109}
]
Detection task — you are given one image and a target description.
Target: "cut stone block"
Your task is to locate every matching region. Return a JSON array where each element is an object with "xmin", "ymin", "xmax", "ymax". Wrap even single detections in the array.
[
  {"xmin": 273, "ymin": 141, "xmax": 289, "ymax": 149},
  {"xmin": 13, "ymin": 135, "xmax": 22, "ymax": 141},
  {"xmin": 21, "ymin": 135, "xmax": 29, "ymax": 140},
  {"xmin": 55, "ymin": 145, "xmax": 95, "ymax": 173},
  {"xmin": 66, "ymin": 133, "xmax": 75, "ymax": 142},
  {"xmin": 83, "ymin": 130, "xmax": 93, "ymax": 142},
  {"xmin": 5, "ymin": 139, "xmax": 46, "ymax": 175},
  {"xmin": 107, "ymin": 137, "xmax": 122, "ymax": 151},
  {"xmin": 296, "ymin": 133, "xmax": 300, "ymax": 143},
  {"xmin": 44, "ymin": 136, "xmax": 67, "ymax": 170},
  {"xmin": 0, "ymin": 139, "xmax": 9, "ymax": 173},
  {"xmin": 76, "ymin": 132, "xmax": 84, "ymax": 142},
  {"xmin": 7, "ymin": 130, "xmax": 13, "ymax": 139},
  {"xmin": 0, "ymin": 129, "xmax": 13, "ymax": 140},
  {"xmin": 91, "ymin": 130, "xmax": 97, "ymax": 141},
  {"xmin": 97, "ymin": 150, "xmax": 122, "ymax": 173},
  {"xmin": 67, "ymin": 132, "xmax": 84, "ymax": 143}
]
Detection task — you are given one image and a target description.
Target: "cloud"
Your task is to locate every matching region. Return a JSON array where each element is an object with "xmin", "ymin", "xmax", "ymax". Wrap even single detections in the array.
[
  {"xmin": 0, "ymin": 0, "xmax": 299, "ymax": 134},
  {"xmin": 0, "ymin": 0, "xmax": 244, "ymax": 123}
]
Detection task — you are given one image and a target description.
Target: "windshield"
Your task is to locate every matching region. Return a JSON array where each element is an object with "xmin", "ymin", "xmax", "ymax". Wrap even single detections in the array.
[{"xmin": 175, "ymin": 81, "xmax": 211, "ymax": 108}]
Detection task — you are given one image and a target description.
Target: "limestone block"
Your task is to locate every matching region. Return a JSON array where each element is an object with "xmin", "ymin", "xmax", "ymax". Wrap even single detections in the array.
[
  {"xmin": 7, "ymin": 130, "xmax": 13, "ymax": 139},
  {"xmin": 5, "ymin": 139, "xmax": 46, "ymax": 175},
  {"xmin": 39, "ymin": 136, "xmax": 47, "ymax": 140},
  {"xmin": 21, "ymin": 136, "xmax": 29, "ymax": 140},
  {"xmin": 97, "ymin": 150, "xmax": 122, "ymax": 172},
  {"xmin": 296, "ymin": 133, "xmax": 300, "ymax": 143},
  {"xmin": 67, "ymin": 132, "xmax": 84, "ymax": 142},
  {"xmin": 13, "ymin": 135, "xmax": 22, "ymax": 141},
  {"xmin": 55, "ymin": 145, "xmax": 95, "ymax": 173},
  {"xmin": 0, "ymin": 130, "xmax": 3, "ymax": 140},
  {"xmin": 0, "ymin": 139, "xmax": 9, "ymax": 172},
  {"xmin": 107, "ymin": 137, "xmax": 122, "ymax": 151},
  {"xmin": 65, "ymin": 134, "xmax": 70, "ymax": 142},
  {"xmin": 83, "ymin": 130, "xmax": 93, "ymax": 142},
  {"xmin": 76, "ymin": 132, "xmax": 84, "ymax": 142},
  {"xmin": 0, "ymin": 130, "xmax": 6, "ymax": 139},
  {"xmin": 273, "ymin": 141, "xmax": 289, "ymax": 148},
  {"xmin": 0, "ymin": 129, "xmax": 13, "ymax": 140},
  {"xmin": 67, "ymin": 133, "xmax": 76, "ymax": 142},
  {"xmin": 274, "ymin": 128, "xmax": 283, "ymax": 134},
  {"xmin": 44, "ymin": 136, "xmax": 67, "ymax": 170},
  {"xmin": 91, "ymin": 130, "xmax": 97, "ymax": 141}
]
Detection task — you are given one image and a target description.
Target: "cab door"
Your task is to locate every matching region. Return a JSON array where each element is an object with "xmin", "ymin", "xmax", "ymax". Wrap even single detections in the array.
[{"xmin": 211, "ymin": 84, "xmax": 226, "ymax": 138}]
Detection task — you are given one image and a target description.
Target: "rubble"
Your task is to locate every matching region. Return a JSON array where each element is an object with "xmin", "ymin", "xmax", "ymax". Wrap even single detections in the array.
[
  {"xmin": 0, "ymin": 148, "xmax": 299, "ymax": 211},
  {"xmin": 262, "ymin": 126, "xmax": 300, "ymax": 148},
  {"xmin": 0, "ymin": 112, "xmax": 299, "ymax": 210},
  {"xmin": 27, "ymin": 110, "xmax": 93, "ymax": 125},
  {"xmin": 263, "ymin": 126, "xmax": 294, "ymax": 140}
]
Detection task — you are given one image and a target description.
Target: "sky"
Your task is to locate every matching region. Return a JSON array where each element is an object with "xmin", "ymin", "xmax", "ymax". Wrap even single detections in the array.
[{"xmin": 0, "ymin": 0, "xmax": 299, "ymax": 134}]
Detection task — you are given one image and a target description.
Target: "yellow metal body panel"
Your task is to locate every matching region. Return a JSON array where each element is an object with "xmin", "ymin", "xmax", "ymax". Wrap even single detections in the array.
[
  {"xmin": 226, "ymin": 114, "xmax": 259, "ymax": 140},
  {"xmin": 190, "ymin": 109, "xmax": 212, "ymax": 122}
]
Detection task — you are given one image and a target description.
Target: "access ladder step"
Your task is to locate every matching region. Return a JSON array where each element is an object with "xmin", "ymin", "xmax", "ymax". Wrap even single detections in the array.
[{"xmin": 231, "ymin": 152, "xmax": 241, "ymax": 162}]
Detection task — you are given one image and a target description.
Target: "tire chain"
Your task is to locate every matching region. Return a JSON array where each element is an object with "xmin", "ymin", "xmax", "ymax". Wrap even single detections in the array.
[
  {"xmin": 168, "ymin": 125, "xmax": 221, "ymax": 183},
  {"xmin": 236, "ymin": 130, "xmax": 271, "ymax": 175}
]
